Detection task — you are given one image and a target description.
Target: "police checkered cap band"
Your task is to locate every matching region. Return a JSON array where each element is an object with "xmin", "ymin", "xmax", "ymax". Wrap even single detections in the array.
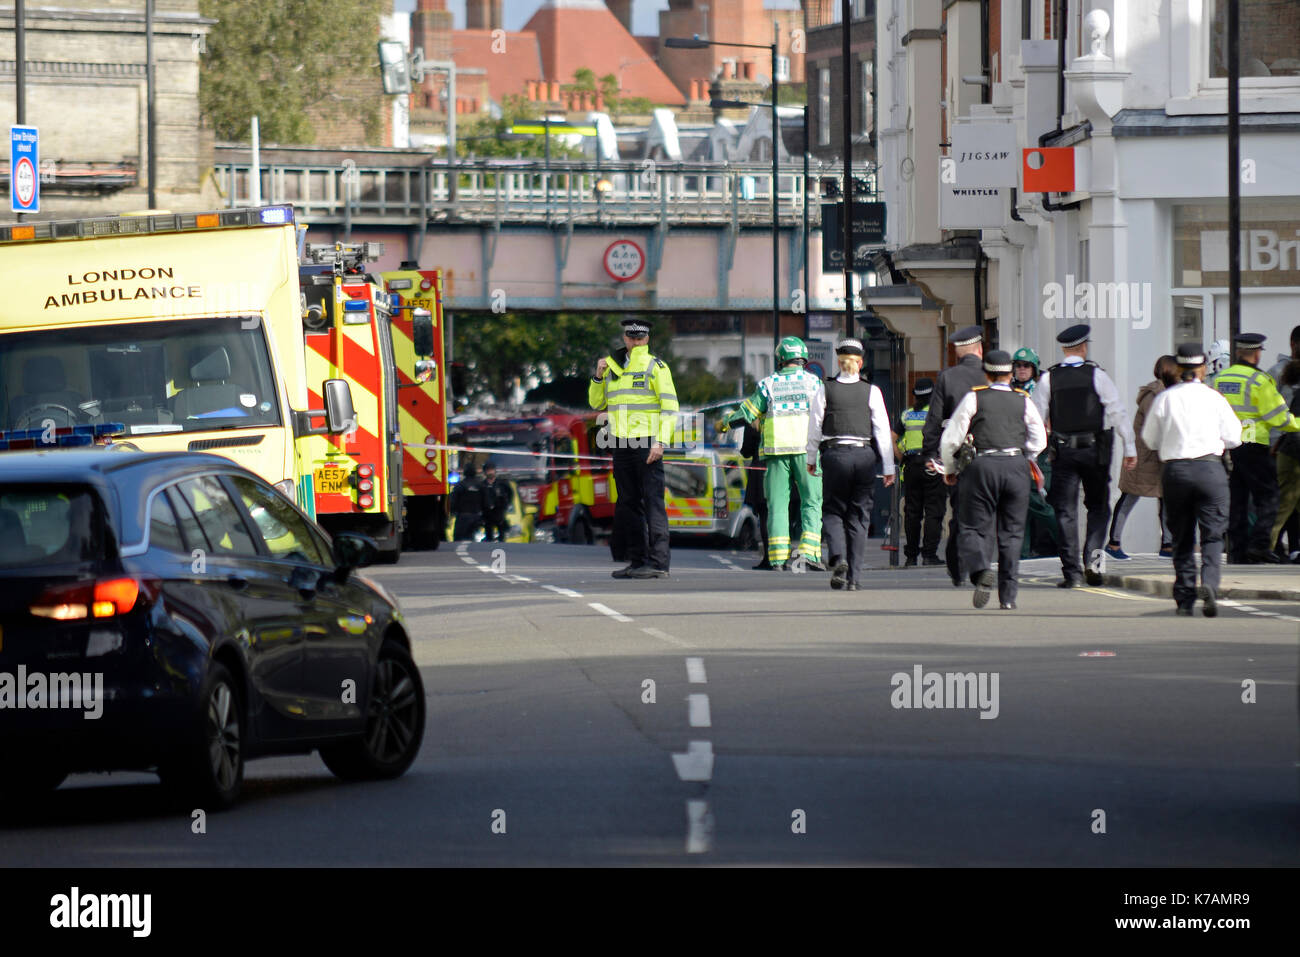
[
  {"xmin": 1176, "ymin": 343, "xmax": 1206, "ymax": 366},
  {"xmin": 1056, "ymin": 324, "xmax": 1091, "ymax": 347},
  {"xmin": 1233, "ymin": 332, "xmax": 1266, "ymax": 347},
  {"xmin": 622, "ymin": 321, "xmax": 650, "ymax": 336},
  {"xmin": 835, "ymin": 338, "xmax": 864, "ymax": 356},
  {"xmin": 912, "ymin": 382, "xmax": 933, "ymax": 395},
  {"xmin": 1176, "ymin": 352, "xmax": 1205, "ymax": 366},
  {"xmin": 950, "ymin": 325, "xmax": 982, "ymax": 346}
]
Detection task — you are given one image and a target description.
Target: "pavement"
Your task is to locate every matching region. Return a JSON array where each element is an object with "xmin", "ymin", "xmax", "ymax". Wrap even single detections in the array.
[
  {"xmin": 1098, "ymin": 553, "xmax": 1300, "ymax": 602},
  {"xmin": 866, "ymin": 543, "xmax": 1300, "ymax": 602}
]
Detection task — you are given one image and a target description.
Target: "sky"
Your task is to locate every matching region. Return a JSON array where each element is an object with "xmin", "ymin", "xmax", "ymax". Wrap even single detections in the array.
[{"xmin": 393, "ymin": 1, "xmax": 799, "ymax": 36}]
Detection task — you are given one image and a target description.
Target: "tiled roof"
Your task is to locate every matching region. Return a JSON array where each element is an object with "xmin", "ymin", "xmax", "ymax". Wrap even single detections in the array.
[
  {"xmin": 524, "ymin": 3, "xmax": 685, "ymax": 106},
  {"xmin": 450, "ymin": 29, "xmax": 545, "ymax": 105}
]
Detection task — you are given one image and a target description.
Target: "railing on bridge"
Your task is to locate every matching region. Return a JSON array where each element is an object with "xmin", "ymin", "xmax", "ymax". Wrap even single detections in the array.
[{"xmin": 214, "ymin": 158, "xmax": 877, "ymax": 228}]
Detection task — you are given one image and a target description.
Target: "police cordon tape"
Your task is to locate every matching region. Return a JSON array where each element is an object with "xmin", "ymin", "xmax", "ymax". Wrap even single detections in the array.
[{"xmin": 412, "ymin": 441, "xmax": 769, "ymax": 471}]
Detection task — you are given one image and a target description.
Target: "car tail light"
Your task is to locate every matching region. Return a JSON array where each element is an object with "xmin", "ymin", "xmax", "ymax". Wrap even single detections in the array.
[{"xmin": 30, "ymin": 577, "xmax": 155, "ymax": 621}]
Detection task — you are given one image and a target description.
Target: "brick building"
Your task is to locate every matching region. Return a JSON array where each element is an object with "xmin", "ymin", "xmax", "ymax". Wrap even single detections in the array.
[
  {"xmin": 0, "ymin": 0, "xmax": 217, "ymax": 219},
  {"xmin": 805, "ymin": 0, "xmax": 874, "ymax": 165}
]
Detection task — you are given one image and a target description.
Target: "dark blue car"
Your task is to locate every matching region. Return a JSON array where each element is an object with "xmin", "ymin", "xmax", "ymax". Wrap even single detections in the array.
[{"xmin": 0, "ymin": 449, "xmax": 425, "ymax": 810}]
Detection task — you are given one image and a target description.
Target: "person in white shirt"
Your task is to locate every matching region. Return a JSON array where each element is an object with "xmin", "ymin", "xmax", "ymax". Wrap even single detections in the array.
[
  {"xmin": 1142, "ymin": 343, "xmax": 1242, "ymax": 617},
  {"xmin": 1034, "ymin": 324, "xmax": 1138, "ymax": 588},
  {"xmin": 940, "ymin": 350, "xmax": 1048, "ymax": 610},
  {"xmin": 807, "ymin": 338, "xmax": 896, "ymax": 590}
]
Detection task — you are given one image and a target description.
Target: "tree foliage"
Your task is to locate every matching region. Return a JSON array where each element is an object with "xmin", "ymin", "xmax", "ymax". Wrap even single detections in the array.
[
  {"xmin": 199, "ymin": 0, "xmax": 385, "ymax": 143},
  {"xmin": 457, "ymin": 95, "xmax": 584, "ymax": 160}
]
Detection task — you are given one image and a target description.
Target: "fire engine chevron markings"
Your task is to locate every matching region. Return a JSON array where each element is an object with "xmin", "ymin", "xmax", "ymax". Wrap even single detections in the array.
[
  {"xmin": 685, "ymin": 800, "xmax": 713, "ymax": 854},
  {"xmin": 672, "ymin": 741, "xmax": 713, "ymax": 782},
  {"xmin": 688, "ymin": 693, "xmax": 711, "ymax": 727},
  {"xmin": 588, "ymin": 602, "xmax": 632, "ymax": 623}
]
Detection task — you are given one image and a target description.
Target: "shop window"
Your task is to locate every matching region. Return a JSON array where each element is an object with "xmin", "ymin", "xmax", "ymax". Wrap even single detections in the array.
[{"xmin": 1207, "ymin": 0, "xmax": 1300, "ymax": 80}]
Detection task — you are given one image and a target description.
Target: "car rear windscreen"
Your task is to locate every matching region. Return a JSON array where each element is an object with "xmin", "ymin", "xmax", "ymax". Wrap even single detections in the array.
[{"xmin": 0, "ymin": 485, "xmax": 104, "ymax": 568}]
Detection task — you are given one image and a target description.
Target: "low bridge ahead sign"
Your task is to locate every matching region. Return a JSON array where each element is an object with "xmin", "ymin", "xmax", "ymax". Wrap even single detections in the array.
[{"xmin": 10, "ymin": 126, "xmax": 39, "ymax": 214}]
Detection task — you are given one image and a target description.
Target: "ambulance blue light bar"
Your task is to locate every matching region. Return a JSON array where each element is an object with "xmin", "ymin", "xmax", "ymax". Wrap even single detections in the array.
[
  {"xmin": 343, "ymin": 300, "xmax": 370, "ymax": 312},
  {"xmin": 259, "ymin": 206, "xmax": 292, "ymax": 224},
  {"xmin": 0, "ymin": 207, "xmax": 296, "ymax": 244},
  {"xmin": 0, "ymin": 422, "xmax": 125, "ymax": 451}
]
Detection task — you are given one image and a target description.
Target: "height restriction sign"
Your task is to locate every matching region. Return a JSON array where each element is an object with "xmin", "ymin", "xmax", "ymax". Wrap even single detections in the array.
[
  {"xmin": 603, "ymin": 239, "xmax": 645, "ymax": 282},
  {"xmin": 10, "ymin": 126, "xmax": 39, "ymax": 214}
]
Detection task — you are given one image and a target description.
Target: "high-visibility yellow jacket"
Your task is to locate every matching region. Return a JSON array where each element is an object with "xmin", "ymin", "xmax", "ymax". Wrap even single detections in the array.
[
  {"xmin": 1213, "ymin": 362, "xmax": 1300, "ymax": 445},
  {"xmin": 726, "ymin": 363, "xmax": 820, "ymax": 456},
  {"xmin": 588, "ymin": 344, "xmax": 679, "ymax": 445},
  {"xmin": 900, "ymin": 405, "xmax": 928, "ymax": 454}
]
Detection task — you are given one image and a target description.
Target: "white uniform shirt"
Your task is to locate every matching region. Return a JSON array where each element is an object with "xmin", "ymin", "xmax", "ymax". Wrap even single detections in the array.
[
  {"xmin": 1141, "ymin": 379, "xmax": 1242, "ymax": 460},
  {"xmin": 1033, "ymin": 356, "xmax": 1137, "ymax": 457},
  {"xmin": 806, "ymin": 372, "xmax": 897, "ymax": 476},
  {"xmin": 940, "ymin": 383, "xmax": 1047, "ymax": 475}
]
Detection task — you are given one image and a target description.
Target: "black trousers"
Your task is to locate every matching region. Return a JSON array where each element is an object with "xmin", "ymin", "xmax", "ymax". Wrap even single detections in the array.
[
  {"xmin": 1228, "ymin": 442, "xmax": 1279, "ymax": 558},
  {"xmin": 821, "ymin": 445, "xmax": 877, "ymax": 583},
  {"xmin": 944, "ymin": 479, "xmax": 961, "ymax": 578},
  {"xmin": 612, "ymin": 446, "xmax": 670, "ymax": 571},
  {"xmin": 957, "ymin": 455, "xmax": 1030, "ymax": 603},
  {"xmin": 902, "ymin": 456, "xmax": 944, "ymax": 559},
  {"xmin": 483, "ymin": 513, "xmax": 509, "ymax": 542},
  {"xmin": 1049, "ymin": 443, "xmax": 1111, "ymax": 580},
  {"xmin": 453, "ymin": 512, "xmax": 482, "ymax": 541},
  {"xmin": 1163, "ymin": 458, "xmax": 1229, "ymax": 606}
]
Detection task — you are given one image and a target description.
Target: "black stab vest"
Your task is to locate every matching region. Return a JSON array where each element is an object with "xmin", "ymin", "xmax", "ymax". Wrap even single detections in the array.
[
  {"xmin": 822, "ymin": 378, "xmax": 873, "ymax": 439},
  {"xmin": 971, "ymin": 387, "xmax": 1028, "ymax": 450},
  {"xmin": 1048, "ymin": 362, "xmax": 1104, "ymax": 433}
]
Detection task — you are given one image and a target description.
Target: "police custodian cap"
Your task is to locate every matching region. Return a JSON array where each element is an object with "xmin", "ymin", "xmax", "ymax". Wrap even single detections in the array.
[
  {"xmin": 1176, "ymin": 343, "xmax": 1206, "ymax": 366},
  {"xmin": 1233, "ymin": 332, "xmax": 1267, "ymax": 348},
  {"xmin": 835, "ymin": 337, "xmax": 865, "ymax": 356},
  {"xmin": 621, "ymin": 317, "xmax": 651, "ymax": 336},
  {"xmin": 913, "ymin": 377, "xmax": 934, "ymax": 395},
  {"xmin": 983, "ymin": 349, "xmax": 1013, "ymax": 373},
  {"xmin": 1056, "ymin": 324, "xmax": 1091, "ymax": 347},
  {"xmin": 950, "ymin": 325, "xmax": 983, "ymax": 347}
]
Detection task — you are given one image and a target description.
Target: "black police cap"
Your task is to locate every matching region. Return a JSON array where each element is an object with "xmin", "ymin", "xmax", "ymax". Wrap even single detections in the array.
[
  {"xmin": 1056, "ymin": 324, "xmax": 1091, "ymax": 347},
  {"xmin": 983, "ymin": 349, "xmax": 1013, "ymax": 373},
  {"xmin": 1233, "ymin": 332, "xmax": 1266, "ymax": 348},
  {"xmin": 1175, "ymin": 343, "xmax": 1206, "ymax": 367},
  {"xmin": 950, "ymin": 325, "xmax": 983, "ymax": 347},
  {"xmin": 912, "ymin": 377, "xmax": 934, "ymax": 395},
  {"xmin": 621, "ymin": 317, "xmax": 651, "ymax": 336}
]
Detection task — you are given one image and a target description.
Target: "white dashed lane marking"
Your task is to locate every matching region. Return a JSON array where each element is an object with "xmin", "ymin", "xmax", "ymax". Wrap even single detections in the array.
[
  {"xmin": 685, "ymin": 657, "xmax": 707, "ymax": 683},
  {"xmin": 671, "ymin": 741, "xmax": 714, "ymax": 782},
  {"xmin": 708, "ymin": 553, "xmax": 743, "ymax": 571},
  {"xmin": 641, "ymin": 627, "xmax": 693, "ymax": 648},
  {"xmin": 541, "ymin": 585, "xmax": 583, "ymax": 598},
  {"xmin": 588, "ymin": 602, "xmax": 632, "ymax": 623},
  {"xmin": 688, "ymin": 693, "xmax": 712, "ymax": 727},
  {"xmin": 685, "ymin": 800, "xmax": 713, "ymax": 854}
]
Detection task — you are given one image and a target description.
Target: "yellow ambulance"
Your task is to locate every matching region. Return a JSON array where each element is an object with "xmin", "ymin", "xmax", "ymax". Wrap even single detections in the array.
[{"xmin": 0, "ymin": 207, "xmax": 354, "ymax": 514}]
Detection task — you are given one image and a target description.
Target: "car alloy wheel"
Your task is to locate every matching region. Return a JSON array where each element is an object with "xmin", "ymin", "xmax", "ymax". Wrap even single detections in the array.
[
  {"xmin": 321, "ymin": 641, "xmax": 425, "ymax": 781},
  {"xmin": 366, "ymin": 658, "xmax": 421, "ymax": 764},
  {"xmin": 207, "ymin": 682, "xmax": 241, "ymax": 794},
  {"xmin": 159, "ymin": 662, "xmax": 244, "ymax": 810}
]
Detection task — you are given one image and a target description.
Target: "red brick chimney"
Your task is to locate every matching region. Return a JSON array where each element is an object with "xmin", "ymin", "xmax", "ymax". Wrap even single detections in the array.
[
  {"xmin": 411, "ymin": 0, "xmax": 452, "ymax": 62},
  {"xmin": 466, "ymin": 0, "xmax": 504, "ymax": 30}
]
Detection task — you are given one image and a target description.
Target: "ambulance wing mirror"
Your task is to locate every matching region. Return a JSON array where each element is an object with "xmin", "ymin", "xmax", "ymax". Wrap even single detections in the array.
[
  {"xmin": 323, "ymin": 379, "xmax": 356, "ymax": 434},
  {"xmin": 293, "ymin": 379, "xmax": 356, "ymax": 437},
  {"xmin": 411, "ymin": 308, "xmax": 434, "ymax": 357}
]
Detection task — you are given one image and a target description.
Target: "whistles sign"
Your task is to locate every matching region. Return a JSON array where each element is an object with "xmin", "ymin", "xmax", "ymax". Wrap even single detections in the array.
[{"xmin": 1022, "ymin": 148, "xmax": 1075, "ymax": 193}]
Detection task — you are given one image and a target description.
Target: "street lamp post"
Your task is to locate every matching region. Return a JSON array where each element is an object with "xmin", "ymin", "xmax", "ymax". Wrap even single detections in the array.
[
  {"xmin": 668, "ymin": 31, "xmax": 782, "ymax": 357},
  {"xmin": 714, "ymin": 97, "xmax": 811, "ymax": 336}
]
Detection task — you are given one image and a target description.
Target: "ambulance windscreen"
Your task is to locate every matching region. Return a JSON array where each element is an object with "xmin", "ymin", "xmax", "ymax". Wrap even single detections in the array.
[{"xmin": 0, "ymin": 317, "xmax": 280, "ymax": 434}]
